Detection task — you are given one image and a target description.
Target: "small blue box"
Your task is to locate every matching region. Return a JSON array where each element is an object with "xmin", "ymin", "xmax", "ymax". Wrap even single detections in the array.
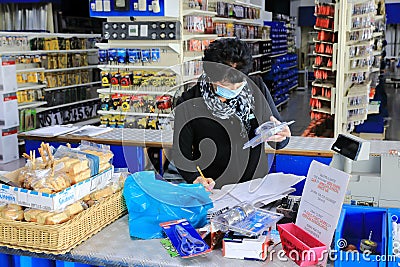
[{"xmin": 334, "ymin": 205, "xmax": 387, "ymax": 267}]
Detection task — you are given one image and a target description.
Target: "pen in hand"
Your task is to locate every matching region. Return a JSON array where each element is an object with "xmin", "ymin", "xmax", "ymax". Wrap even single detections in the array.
[{"xmin": 196, "ymin": 166, "xmax": 215, "ymax": 191}]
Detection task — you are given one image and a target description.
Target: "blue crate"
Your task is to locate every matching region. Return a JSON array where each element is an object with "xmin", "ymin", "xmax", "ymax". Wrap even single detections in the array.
[
  {"xmin": 334, "ymin": 205, "xmax": 387, "ymax": 267},
  {"xmin": 387, "ymin": 208, "xmax": 400, "ymax": 267}
]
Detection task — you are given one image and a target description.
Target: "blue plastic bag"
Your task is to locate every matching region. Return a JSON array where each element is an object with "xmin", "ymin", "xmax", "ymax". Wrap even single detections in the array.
[{"xmin": 123, "ymin": 171, "xmax": 213, "ymax": 239}]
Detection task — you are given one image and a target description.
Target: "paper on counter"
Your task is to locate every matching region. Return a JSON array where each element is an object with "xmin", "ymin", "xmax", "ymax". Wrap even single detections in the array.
[{"xmin": 24, "ymin": 125, "xmax": 79, "ymax": 137}]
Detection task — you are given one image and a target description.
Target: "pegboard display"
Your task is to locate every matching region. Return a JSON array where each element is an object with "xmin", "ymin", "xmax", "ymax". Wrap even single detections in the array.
[
  {"xmin": 102, "ymin": 21, "xmax": 181, "ymax": 40},
  {"xmin": 90, "ymin": 0, "xmax": 165, "ymax": 17}
]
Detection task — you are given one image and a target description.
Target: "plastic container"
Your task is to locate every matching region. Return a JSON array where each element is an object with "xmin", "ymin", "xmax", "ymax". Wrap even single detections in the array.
[
  {"xmin": 387, "ymin": 208, "xmax": 400, "ymax": 267},
  {"xmin": 334, "ymin": 205, "xmax": 387, "ymax": 267},
  {"xmin": 278, "ymin": 223, "xmax": 326, "ymax": 266}
]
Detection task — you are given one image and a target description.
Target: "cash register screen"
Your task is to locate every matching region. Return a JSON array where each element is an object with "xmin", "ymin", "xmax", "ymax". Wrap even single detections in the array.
[{"xmin": 331, "ymin": 134, "xmax": 360, "ymax": 161}]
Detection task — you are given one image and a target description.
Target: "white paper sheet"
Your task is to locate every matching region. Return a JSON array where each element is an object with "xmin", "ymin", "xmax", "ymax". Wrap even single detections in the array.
[{"xmin": 24, "ymin": 125, "xmax": 78, "ymax": 137}]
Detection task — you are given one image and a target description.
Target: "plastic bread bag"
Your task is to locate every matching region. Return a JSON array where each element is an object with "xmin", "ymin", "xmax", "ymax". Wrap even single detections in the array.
[
  {"xmin": 78, "ymin": 141, "xmax": 114, "ymax": 172},
  {"xmin": 243, "ymin": 120, "xmax": 295, "ymax": 149},
  {"xmin": 54, "ymin": 145, "xmax": 97, "ymax": 179},
  {"xmin": 28, "ymin": 165, "xmax": 71, "ymax": 194}
]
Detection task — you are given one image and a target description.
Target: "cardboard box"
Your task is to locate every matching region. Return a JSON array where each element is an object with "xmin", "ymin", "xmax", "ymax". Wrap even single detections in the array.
[
  {"xmin": 0, "ymin": 56, "xmax": 17, "ymax": 92},
  {"xmin": 0, "ymin": 127, "xmax": 19, "ymax": 163},
  {"xmin": 0, "ymin": 167, "xmax": 113, "ymax": 211},
  {"xmin": 222, "ymin": 231, "xmax": 270, "ymax": 261},
  {"xmin": 0, "ymin": 92, "xmax": 19, "ymax": 128}
]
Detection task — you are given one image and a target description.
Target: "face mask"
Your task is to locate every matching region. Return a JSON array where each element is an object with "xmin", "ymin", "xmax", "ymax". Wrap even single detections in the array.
[{"xmin": 215, "ymin": 80, "xmax": 247, "ymax": 99}]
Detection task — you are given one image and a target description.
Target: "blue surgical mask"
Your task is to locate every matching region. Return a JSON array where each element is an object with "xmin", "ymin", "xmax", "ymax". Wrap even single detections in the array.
[{"xmin": 215, "ymin": 80, "xmax": 247, "ymax": 99}]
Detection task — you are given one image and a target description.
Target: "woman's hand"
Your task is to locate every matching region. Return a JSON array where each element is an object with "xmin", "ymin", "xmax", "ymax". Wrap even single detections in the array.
[
  {"xmin": 267, "ymin": 116, "xmax": 291, "ymax": 142},
  {"xmin": 193, "ymin": 176, "xmax": 215, "ymax": 191}
]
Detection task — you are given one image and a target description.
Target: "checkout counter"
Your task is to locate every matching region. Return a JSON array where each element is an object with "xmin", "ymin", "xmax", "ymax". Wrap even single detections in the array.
[{"xmin": 7, "ymin": 130, "xmax": 400, "ymax": 266}]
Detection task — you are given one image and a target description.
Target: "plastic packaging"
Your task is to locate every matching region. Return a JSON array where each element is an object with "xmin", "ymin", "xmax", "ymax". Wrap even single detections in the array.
[
  {"xmin": 243, "ymin": 120, "xmax": 295, "ymax": 149},
  {"xmin": 211, "ymin": 202, "xmax": 283, "ymax": 237},
  {"xmin": 123, "ymin": 171, "xmax": 213, "ymax": 239}
]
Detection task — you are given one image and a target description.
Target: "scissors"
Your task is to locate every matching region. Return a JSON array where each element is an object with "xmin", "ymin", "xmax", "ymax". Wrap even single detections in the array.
[{"xmin": 175, "ymin": 225, "xmax": 206, "ymax": 255}]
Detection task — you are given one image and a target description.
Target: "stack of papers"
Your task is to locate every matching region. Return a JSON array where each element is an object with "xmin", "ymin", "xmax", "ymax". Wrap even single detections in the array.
[
  {"xmin": 68, "ymin": 126, "xmax": 113, "ymax": 137},
  {"xmin": 24, "ymin": 125, "xmax": 79, "ymax": 137},
  {"xmin": 210, "ymin": 173, "xmax": 305, "ymax": 212}
]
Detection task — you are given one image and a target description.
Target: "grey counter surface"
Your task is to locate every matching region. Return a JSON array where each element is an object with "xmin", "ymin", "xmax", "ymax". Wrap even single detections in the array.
[{"xmin": 68, "ymin": 215, "xmax": 317, "ymax": 267}]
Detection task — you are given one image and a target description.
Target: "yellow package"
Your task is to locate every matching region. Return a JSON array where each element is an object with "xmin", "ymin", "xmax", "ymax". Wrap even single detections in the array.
[{"xmin": 27, "ymin": 72, "xmax": 38, "ymax": 83}]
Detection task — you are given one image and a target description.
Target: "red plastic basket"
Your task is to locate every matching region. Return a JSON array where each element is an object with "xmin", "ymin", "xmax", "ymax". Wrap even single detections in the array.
[{"xmin": 278, "ymin": 223, "xmax": 327, "ymax": 266}]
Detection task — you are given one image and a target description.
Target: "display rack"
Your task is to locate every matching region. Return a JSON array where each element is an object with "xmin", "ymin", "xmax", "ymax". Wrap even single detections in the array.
[
  {"xmin": 304, "ymin": 0, "xmax": 385, "ymax": 138},
  {"xmin": 0, "ymin": 32, "xmax": 102, "ymax": 137},
  {"xmin": 94, "ymin": 0, "xmax": 268, "ymax": 130}
]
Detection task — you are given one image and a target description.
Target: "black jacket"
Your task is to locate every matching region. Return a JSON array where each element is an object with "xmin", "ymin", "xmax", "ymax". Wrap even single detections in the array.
[{"xmin": 172, "ymin": 75, "xmax": 289, "ymax": 188}]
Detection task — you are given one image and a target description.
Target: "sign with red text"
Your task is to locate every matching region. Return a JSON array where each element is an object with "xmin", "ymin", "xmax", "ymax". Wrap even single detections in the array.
[{"xmin": 296, "ymin": 160, "xmax": 350, "ymax": 246}]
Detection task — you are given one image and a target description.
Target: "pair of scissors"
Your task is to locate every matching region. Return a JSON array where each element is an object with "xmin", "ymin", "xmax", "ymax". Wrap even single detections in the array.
[{"xmin": 175, "ymin": 225, "xmax": 206, "ymax": 255}]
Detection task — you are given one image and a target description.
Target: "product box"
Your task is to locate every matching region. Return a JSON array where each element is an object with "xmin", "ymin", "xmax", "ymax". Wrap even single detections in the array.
[
  {"xmin": 222, "ymin": 231, "xmax": 271, "ymax": 261},
  {"xmin": 0, "ymin": 56, "xmax": 17, "ymax": 92},
  {"xmin": 0, "ymin": 92, "xmax": 19, "ymax": 128},
  {"xmin": 0, "ymin": 127, "xmax": 19, "ymax": 164},
  {"xmin": 0, "ymin": 167, "xmax": 113, "ymax": 211}
]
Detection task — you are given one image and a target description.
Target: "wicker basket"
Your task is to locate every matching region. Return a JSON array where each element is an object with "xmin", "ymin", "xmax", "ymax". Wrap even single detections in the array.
[{"xmin": 0, "ymin": 191, "xmax": 126, "ymax": 254}]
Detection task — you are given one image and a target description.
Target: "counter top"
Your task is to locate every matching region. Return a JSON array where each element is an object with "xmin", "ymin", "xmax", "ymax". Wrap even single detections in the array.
[
  {"xmin": 20, "ymin": 129, "xmax": 400, "ymax": 157},
  {"xmin": 0, "ymin": 214, "xmax": 326, "ymax": 267}
]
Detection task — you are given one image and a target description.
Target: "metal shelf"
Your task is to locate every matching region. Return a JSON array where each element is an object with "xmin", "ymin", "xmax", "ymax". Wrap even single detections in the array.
[
  {"xmin": 97, "ymin": 88, "xmax": 174, "ymax": 96},
  {"xmin": 16, "ymin": 67, "xmax": 45, "ymax": 73},
  {"xmin": 269, "ymin": 52, "xmax": 287, "ymax": 58},
  {"xmin": 276, "ymin": 98, "xmax": 289, "ymax": 108},
  {"xmin": 45, "ymin": 81, "xmax": 102, "ymax": 92},
  {"xmin": 311, "ymin": 95, "xmax": 331, "ymax": 101},
  {"xmin": 17, "ymin": 101, "xmax": 47, "ymax": 110},
  {"xmin": 0, "ymin": 49, "xmax": 98, "ymax": 56},
  {"xmin": 36, "ymin": 98, "xmax": 100, "ymax": 113},
  {"xmin": 97, "ymin": 110, "xmax": 171, "ymax": 117},
  {"xmin": 311, "ymin": 107, "xmax": 333, "ymax": 114},
  {"xmin": 0, "ymin": 31, "xmax": 100, "ymax": 38},
  {"xmin": 212, "ymin": 17, "xmax": 262, "ymax": 26},
  {"xmin": 183, "ymin": 34, "xmax": 219, "ymax": 41},
  {"xmin": 312, "ymin": 81, "xmax": 335, "ymax": 88},
  {"xmin": 43, "ymin": 65, "xmax": 98, "ymax": 73},
  {"xmin": 17, "ymin": 84, "xmax": 46, "ymax": 91},
  {"xmin": 97, "ymin": 64, "xmax": 173, "ymax": 71},
  {"xmin": 182, "ymin": 9, "xmax": 217, "ymax": 17}
]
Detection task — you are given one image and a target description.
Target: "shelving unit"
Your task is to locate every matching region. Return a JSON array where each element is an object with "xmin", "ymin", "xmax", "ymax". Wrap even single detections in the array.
[
  {"xmin": 94, "ymin": 0, "xmax": 268, "ymax": 130},
  {"xmin": 0, "ymin": 32, "xmax": 102, "ymax": 135},
  {"xmin": 304, "ymin": 0, "xmax": 385, "ymax": 138}
]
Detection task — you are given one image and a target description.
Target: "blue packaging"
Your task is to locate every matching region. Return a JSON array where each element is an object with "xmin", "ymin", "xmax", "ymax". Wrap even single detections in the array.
[
  {"xmin": 127, "ymin": 48, "xmax": 141, "ymax": 64},
  {"xmin": 117, "ymin": 48, "xmax": 127, "ymax": 64},
  {"xmin": 108, "ymin": 49, "xmax": 118, "ymax": 63},
  {"xmin": 151, "ymin": 48, "xmax": 161, "ymax": 62},
  {"xmin": 141, "ymin": 49, "xmax": 151, "ymax": 63},
  {"xmin": 160, "ymin": 219, "xmax": 211, "ymax": 258},
  {"xmin": 98, "ymin": 49, "xmax": 108, "ymax": 63}
]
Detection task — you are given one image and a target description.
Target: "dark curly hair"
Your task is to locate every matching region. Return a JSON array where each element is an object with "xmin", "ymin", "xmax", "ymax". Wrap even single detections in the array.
[{"xmin": 202, "ymin": 38, "xmax": 253, "ymax": 83}]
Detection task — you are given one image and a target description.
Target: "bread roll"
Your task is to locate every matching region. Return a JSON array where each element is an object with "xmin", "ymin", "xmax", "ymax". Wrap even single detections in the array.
[
  {"xmin": 45, "ymin": 212, "xmax": 69, "ymax": 225},
  {"xmin": 7, "ymin": 204, "xmax": 23, "ymax": 211},
  {"xmin": 66, "ymin": 160, "xmax": 89, "ymax": 175},
  {"xmin": 82, "ymin": 150, "xmax": 113, "ymax": 164},
  {"xmin": 24, "ymin": 209, "xmax": 43, "ymax": 222},
  {"xmin": 69, "ymin": 169, "xmax": 91, "ymax": 184},
  {"xmin": 1, "ymin": 209, "xmax": 24, "ymax": 221},
  {"xmin": 64, "ymin": 202, "xmax": 84, "ymax": 217},
  {"xmin": 36, "ymin": 211, "xmax": 53, "ymax": 224},
  {"xmin": 89, "ymin": 186, "xmax": 114, "ymax": 201},
  {"xmin": 99, "ymin": 163, "xmax": 112, "ymax": 173}
]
